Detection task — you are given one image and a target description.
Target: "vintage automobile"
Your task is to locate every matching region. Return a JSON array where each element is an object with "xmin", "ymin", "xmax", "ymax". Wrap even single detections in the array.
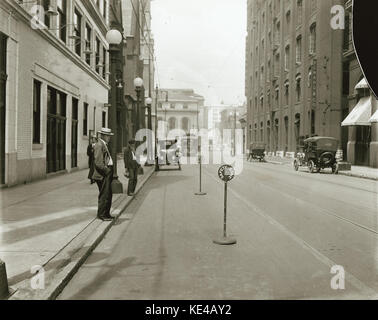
[
  {"xmin": 157, "ymin": 139, "xmax": 182, "ymax": 170},
  {"xmin": 293, "ymin": 137, "xmax": 339, "ymax": 174},
  {"xmin": 248, "ymin": 142, "xmax": 266, "ymax": 162}
]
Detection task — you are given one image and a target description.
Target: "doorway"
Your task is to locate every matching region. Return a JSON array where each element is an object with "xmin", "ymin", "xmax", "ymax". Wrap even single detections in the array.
[
  {"xmin": 71, "ymin": 98, "xmax": 78, "ymax": 168},
  {"xmin": 0, "ymin": 33, "xmax": 7, "ymax": 184},
  {"xmin": 46, "ymin": 86, "xmax": 67, "ymax": 173},
  {"xmin": 355, "ymin": 126, "xmax": 370, "ymax": 166}
]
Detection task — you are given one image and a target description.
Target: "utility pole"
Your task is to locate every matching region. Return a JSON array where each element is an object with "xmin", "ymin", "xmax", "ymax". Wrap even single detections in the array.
[{"xmin": 155, "ymin": 85, "xmax": 159, "ymax": 171}]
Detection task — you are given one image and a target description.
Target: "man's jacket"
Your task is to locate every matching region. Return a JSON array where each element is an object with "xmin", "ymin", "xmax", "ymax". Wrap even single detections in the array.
[
  {"xmin": 92, "ymin": 139, "xmax": 112, "ymax": 181},
  {"xmin": 124, "ymin": 146, "xmax": 139, "ymax": 170}
]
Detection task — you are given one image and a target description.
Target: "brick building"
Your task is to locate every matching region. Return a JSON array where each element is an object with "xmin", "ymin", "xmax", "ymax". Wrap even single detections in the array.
[
  {"xmin": 245, "ymin": 0, "xmax": 345, "ymax": 155},
  {"xmin": 0, "ymin": 0, "xmax": 111, "ymax": 186}
]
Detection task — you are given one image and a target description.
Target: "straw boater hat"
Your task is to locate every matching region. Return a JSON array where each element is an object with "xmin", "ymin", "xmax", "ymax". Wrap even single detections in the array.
[{"xmin": 98, "ymin": 128, "xmax": 114, "ymax": 136}]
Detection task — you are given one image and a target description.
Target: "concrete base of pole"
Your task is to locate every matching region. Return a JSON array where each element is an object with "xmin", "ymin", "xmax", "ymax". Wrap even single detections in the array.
[
  {"xmin": 111, "ymin": 178, "xmax": 123, "ymax": 194},
  {"xmin": 195, "ymin": 192, "xmax": 207, "ymax": 196},
  {"xmin": 0, "ymin": 259, "xmax": 9, "ymax": 299},
  {"xmin": 213, "ymin": 237, "xmax": 237, "ymax": 246}
]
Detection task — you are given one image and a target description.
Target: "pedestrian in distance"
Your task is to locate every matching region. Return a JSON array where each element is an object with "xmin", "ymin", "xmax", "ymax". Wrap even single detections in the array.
[
  {"xmin": 92, "ymin": 128, "xmax": 115, "ymax": 221},
  {"xmin": 87, "ymin": 134, "xmax": 97, "ymax": 184},
  {"xmin": 124, "ymin": 139, "xmax": 139, "ymax": 196}
]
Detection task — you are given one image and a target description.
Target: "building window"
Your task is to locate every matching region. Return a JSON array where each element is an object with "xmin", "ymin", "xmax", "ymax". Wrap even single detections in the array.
[
  {"xmin": 73, "ymin": 9, "xmax": 82, "ymax": 56},
  {"xmin": 103, "ymin": 0, "xmax": 107, "ymax": 19},
  {"xmin": 297, "ymin": 0, "xmax": 303, "ymax": 25},
  {"xmin": 284, "ymin": 82, "xmax": 289, "ymax": 105},
  {"xmin": 284, "ymin": 45, "xmax": 290, "ymax": 70},
  {"xmin": 168, "ymin": 117, "xmax": 176, "ymax": 130},
  {"xmin": 83, "ymin": 103, "xmax": 88, "ymax": 136},
  {"xmin": 309, "ymin": 23, "xmax": 317, "ymax": 55},
  {"xmin": 102, "ymin": 47, "xmax": 107, "ymax": 79},
  {"xmin": 183, "ymin": 104, "xmax": 188, "ymax": 109},
  {"xmin": 33, "ymin": 80, "xmax": 42, "ymax": 144},
  {"xmin": 57, "ymin": 0, "xmax": 67, "ymax": 43},
  {"xmin": 274, "ymin": 53, "xmax": 280, "ymax": 76},
  {"xmin": 296, "ymin": 76, "xmax": 302, "ymax": 102},
  {"xmin": 102, "ymin": 111, "xmax": 106, "ymax": 128},
  {"xmin": 286, "ymin": 10, "xmax": 291, "ymax": 31},
  {"xmin": 95, "ymin": 37, "xmax": 101, "ymax": 74},
  {"xmin": 170, "ymin": 103, "xmax": 175, "ymax": 109},
  {"xmin": 39, "ymin": 0, "xmax": 51, "ymax": 28},
  {"xmin": 85, "ymin": 24, "xmax": 92, "ymax": 66},
  {"xmin": 296, "ymin": 36, "xmax": 302, "ymax": 63}
]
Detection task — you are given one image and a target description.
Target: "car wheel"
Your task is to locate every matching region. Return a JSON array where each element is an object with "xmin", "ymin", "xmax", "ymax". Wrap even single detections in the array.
[
  {"xmin": 332, "ymin": 163, "xmax": 339, "ymax": 174},
  {"xmin": 294, "ymin": 160, "xmax": 299, "ymax": 171},
  {"xmin": 308, "ymin": 160, "xmax": 316, "ymax": 174}
]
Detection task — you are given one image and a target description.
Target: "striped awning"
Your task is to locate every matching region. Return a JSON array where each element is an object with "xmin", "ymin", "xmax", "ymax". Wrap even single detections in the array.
[
  {"xmin": 370, "ymin": 110, "xmax": 378, "ymax": 123},
  {"xmin": 342, "ymin": 96, "xmax": 372, "ymax": 126},
  {"xmin": 355, "ymin": 78, "xmax": 369, "ymax": 90}
]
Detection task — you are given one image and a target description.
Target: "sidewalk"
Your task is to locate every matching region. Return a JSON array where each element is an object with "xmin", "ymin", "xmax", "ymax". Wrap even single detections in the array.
[
  {"xmin": 0, "ymin": 159, "xmax": 155, "ymax": 300},
  {"xmin": 263, "ymin": 156, "xmax": 378, "ymax": 181}
]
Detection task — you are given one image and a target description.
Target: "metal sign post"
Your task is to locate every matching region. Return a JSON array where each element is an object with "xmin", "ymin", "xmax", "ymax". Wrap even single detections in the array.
[
  {"xmin": 213, "ymin": 165, "xmax": 237, "ymax": 246},
  {"xmin": 195, "ymin": 136, "xmax": 207, "ymax": 196}
]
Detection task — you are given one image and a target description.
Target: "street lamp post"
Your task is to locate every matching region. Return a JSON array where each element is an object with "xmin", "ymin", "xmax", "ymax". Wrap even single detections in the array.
[
  {"xmin": 195, "ymin": 103, "xmax": 206, "ymax": 196},
  {"xmin": 155, "ymin": 85, "xmax": 159, "ymax": 171},
  {"xmin": 134, "ymin": 77, "xmax": 144, "ymax": 144},
  {"xmin": 145, "ymin": 97, "xmax": 153, "ymax": 166},
  {"xmin": 106, "ymin": 28, "xmax": 123, "ymax": 194}
]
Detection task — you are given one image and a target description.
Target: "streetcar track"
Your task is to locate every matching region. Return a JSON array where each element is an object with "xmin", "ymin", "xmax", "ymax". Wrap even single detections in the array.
[
  {"xmin": 218, "ymin": 163, "xmax": 378, "ymax": 236},
  {"xmin": 245, "ymin": 160, "xmax": 378, "ymax": 195},
  {"xmin": 203, "ymin": 168, "xmax": 378, "ymax": 298}
]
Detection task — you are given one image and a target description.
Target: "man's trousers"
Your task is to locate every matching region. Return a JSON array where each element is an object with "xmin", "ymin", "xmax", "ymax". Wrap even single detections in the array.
[
  {"xmin": 96, "ymin": 167, "xmax": 113, "ymax": 218},
  {"xmin": 127, "ymin": 167, "xmax": 138, "ymax": 195}
]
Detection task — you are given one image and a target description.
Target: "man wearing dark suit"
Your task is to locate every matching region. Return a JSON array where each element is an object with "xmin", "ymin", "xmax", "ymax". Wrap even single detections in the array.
[
  {"xmin": 124, "ymin": 140, "xmax": 139, "ymax": 196},
  {"xmin": 92, "ymin": 128, "xmax": 115, "ymax": 221}
]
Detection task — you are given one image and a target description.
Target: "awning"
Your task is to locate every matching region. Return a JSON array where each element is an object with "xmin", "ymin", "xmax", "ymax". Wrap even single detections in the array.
[
  {"xmin": 355, "ymin": 78, "xmax": 369, "ymax": 90},
  {"xmin": 342, "ymin": 96, "xmax": 372, "ymax": 126},
  {"xmin": 370, "ymin": 110, "xmax": 378, "ymax": 123}
]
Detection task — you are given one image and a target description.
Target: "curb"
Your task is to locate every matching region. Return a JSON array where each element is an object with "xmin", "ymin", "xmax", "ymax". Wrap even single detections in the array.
[
  {"xmin": 265, "ymin": 159, "xmax": 378, "ymax": 181},
  {"xmin": 8, "ymin": 168, "xmax": 155, "ymax": 300}
]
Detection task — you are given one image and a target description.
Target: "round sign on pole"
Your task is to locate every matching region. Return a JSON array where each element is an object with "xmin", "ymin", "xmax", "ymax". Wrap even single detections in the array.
[
  {"xmin": 214, "ymin": 165, "xmax": 237, "ymax": 246},
  {"xmin": 218, "ymin": 165, "xmax": 235, "ymax": 182}
]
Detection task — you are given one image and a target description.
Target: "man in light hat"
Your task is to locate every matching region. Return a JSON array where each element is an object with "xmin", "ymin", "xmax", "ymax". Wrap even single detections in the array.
[{"xmin": 92, "ymin": 128, "xmax": 115, "ymax": 221}]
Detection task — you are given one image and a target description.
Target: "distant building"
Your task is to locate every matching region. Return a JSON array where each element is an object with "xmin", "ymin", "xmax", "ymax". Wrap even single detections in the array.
[
  {"xmin": 245, "ymin": 0, "xmax": 344, "ymax": 155},
  {"xmin": 0, "ymin": 0, "xmax": 111, "ymax": 186},
  {"xmin": 156, "ymin": 89, "xmax": 204, "ymax": 138}
]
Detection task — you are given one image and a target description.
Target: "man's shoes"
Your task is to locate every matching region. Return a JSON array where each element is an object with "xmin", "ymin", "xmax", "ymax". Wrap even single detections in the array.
[
  {"xmin": 127, "ymin": 193, "xmax": 135, "ymax": 196},
  {"xmin": 98, "ymin": 216, "xmax": 114, "ymax": 221}
]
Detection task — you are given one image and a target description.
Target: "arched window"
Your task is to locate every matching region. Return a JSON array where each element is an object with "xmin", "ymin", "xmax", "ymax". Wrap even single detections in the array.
[
  {"xmin": 181, "ymin": 117, "xmax": 189, "ymax": 132},
  {"xmin": 168, "ymin": 117, "xmax": 176, "ymax": 131}
]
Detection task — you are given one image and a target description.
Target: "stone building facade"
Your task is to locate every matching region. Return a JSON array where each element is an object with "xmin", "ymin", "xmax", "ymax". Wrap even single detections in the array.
[
  {"xmin": 245, "ymin": 0, "xmax": 345, "ymax": 155},
  {"xmin": 0, "ymin": 0, "xmax": 111, "ymax": 186},
  {"xmin": 156, "ymin": 89, "xmax": 204, "ymax": 139}
]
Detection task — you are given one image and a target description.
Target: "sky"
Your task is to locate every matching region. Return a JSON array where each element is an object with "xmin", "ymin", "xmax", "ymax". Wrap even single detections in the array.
[{"xmin": 151, "ymin": 0, "xmax": 247, "ymax": 106}]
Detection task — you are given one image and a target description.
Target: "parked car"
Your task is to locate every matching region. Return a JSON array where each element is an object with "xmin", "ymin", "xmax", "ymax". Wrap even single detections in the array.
[
  {"xmin": 248, "ymin": 142, "xmax": 266, "ymax": 162},
  {"xmin": 157, "ymin": 139, "xmax": 182, "ymax": 170},
  {"xmin": 293, "ymin": 137, "xmax": 339, "ymax": 174}
]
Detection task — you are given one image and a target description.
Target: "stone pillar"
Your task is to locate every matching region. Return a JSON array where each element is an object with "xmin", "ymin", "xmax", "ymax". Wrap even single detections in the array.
[{"xmin": 370, "ymin": 97, "xmax": 378, "ymax": 168}]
